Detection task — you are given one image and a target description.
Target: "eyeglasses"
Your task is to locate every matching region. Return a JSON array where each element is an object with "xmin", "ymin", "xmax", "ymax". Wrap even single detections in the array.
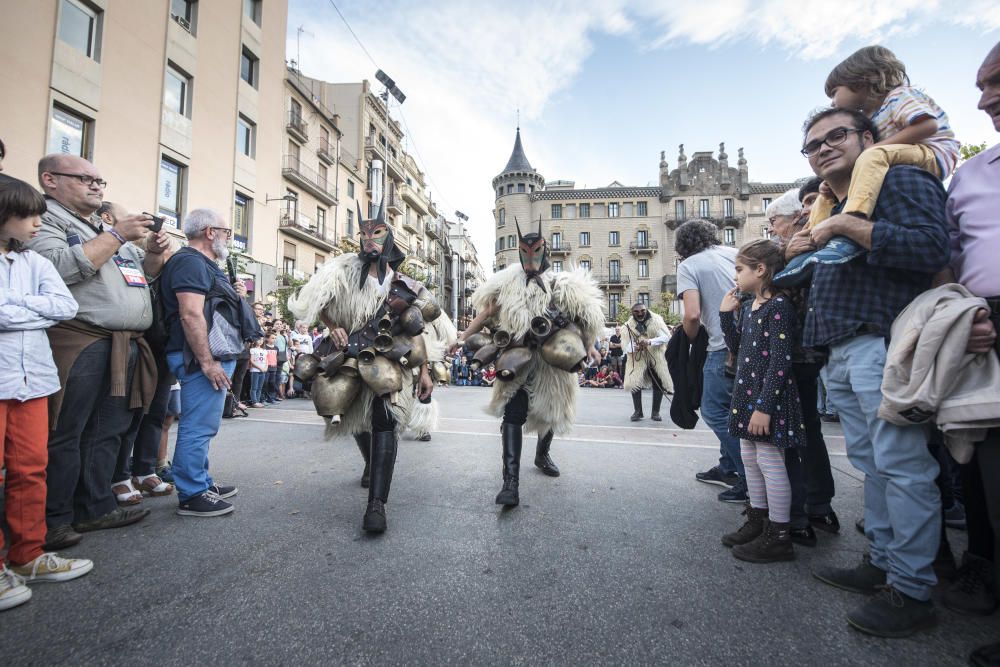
[
  {"xmin": 210, "ymin": 227, "xmax": 233, "ymax": 238},
  {"xmin": 800, "ymin": 127, "xmax": 863, "ymax": 157},
  {"xmin": 48, "ymin": 172, "xmax": 108, "ymax": 188}
]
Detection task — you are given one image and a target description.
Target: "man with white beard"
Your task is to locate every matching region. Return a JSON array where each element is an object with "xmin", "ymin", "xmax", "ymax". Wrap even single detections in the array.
[{"xmin": 159, "ymin": 209, "xmax": 253, "ymax": 517}]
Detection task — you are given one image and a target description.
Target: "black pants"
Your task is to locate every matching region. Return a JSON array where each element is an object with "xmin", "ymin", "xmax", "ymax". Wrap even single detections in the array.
[
  {"xmin": 371, "ymin": 396, "xmax": 397, "ymax": 433},
  {"xmin": 962, "ymin": 431, "xmax": 1000, "ymax": 581},
  {"xmin": 113, "ymin": 355, "xmax": 173, "ymax": 482},
  {"xmin": 47, "ymin": 339, "xmax": 139, "ymax": 527},
  {"xmin": 786, "ymin": 362, "xmax": 836, "ymax": 519},
  {"xmin": 225, "ymin": 355, "xmax": 250, "ymax": 415},
  {"xmin": 503, "ymin": 388, "xmax": 529, "ymax": 425}
]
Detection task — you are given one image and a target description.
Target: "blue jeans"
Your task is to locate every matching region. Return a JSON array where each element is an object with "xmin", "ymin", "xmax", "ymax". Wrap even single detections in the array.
[
  {"xmin": 825, "ymin": 335, "xmax": 939, "ymax": 600},
  {"xmin": 702, "ymin": 349, "xmax": 744, "ymax": 478},
  {"xmin": 167, "ymin": 353, "xmax": 236, "ymax": 502},
  {"xmin": 249, "ymin": 372, "xmax": 265, "ymax": 404}
]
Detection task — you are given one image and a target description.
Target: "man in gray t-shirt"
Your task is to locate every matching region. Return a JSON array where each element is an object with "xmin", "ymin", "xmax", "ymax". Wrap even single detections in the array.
[{"xmin": 674, "ymin": 220, "xmax": 745, "ymax": 501}]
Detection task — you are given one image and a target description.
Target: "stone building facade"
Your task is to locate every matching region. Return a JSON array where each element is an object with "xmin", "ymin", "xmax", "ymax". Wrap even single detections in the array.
[{"xmin": 493, "ymin": 132, "xmax": 799, "ymax": 322}]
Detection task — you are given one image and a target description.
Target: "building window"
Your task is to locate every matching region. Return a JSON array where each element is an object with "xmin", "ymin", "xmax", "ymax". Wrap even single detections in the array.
[
  {"xmin": 170, "ymin": 0, "xmax": 196, "ymax": 32},
  {"xmin": 639, "ymin": 259, "xmax": 649, "ymax": 278},
  {"xmin": 580, "ymin": 259, "xmax": 592, "ymax": 271},
  {"xmin": 579, "ymin": 203, "xmax": 590, "ymax": 218},
  {"xmin": 552, "ymin": 261, "xmax": 563, "ymax": 273},
  {"xmin": 609, "ymin": 231, "xmax": 620, "ymax": 246},
  {"xmin": 551, "ymin": 204, "xmax": 562, "ymax": 219},
  {"xmin": 724, "ymin": 198, "xmax": 734, "ymax": 218},
  {"xmin": 316, "ymin": 207, "xmax": 327, "ymax": 237},
  {"xmin": 346, "ymin": 209, "xmax": 354, "ymax": 237},
  {"xmin": 609, "ymin": 293, "xmax": 621, "ymax": 318},
  {"xmin": 675, "ymin": 200, "xmax": 686, "ymax": 221},
  {"xmin": 233, "ymin": 193, "xmax": 251, "ymax": 252},
  {"xmin": 699, "ymin": 199, "xmax": 710, "ymax": 218},
  {"xmin": 47, "ymin": 105, "xmax": 91, "ymax": 158},
  {"xmin": 498, "ymin": 209, "xmax": 505, "ymax": 226},
  {"xmin": 164, "ymin": 64, "xmax": 191, "ymax": 117},
  {"xmin": 638, "ymin": 201, "xmax": 648, "ymax": 217},
  {"xmin": 638, "ymin": 292, "xmax": 650, "ymax": 307},
  {"xmin": 609, "ymin": 259, "xmax": 621, "ymax": 279},
  {"xmin": 763, "ymin": 227, "xmax": 772, "ymax": 240},
  {"xmin": 283, "ymin": 241, "xmax": 296, "ymax": 275},
  {"xmin": 157, "ymin": 157, "xmax": 185, "ymax": 228},
  {"xmin": 59, "ymin": 0, "xmax": 101, "ymax": 60},
  {"xmin": 243, "ymin": 0, "xmax": 261, "ymax": 25},
  {"xmin": 724, "ymin": 228, "xmax": 736, "ymax": 246},
  {"xmin": 517, "ymin": 183, "xmax": 525, "ymax": 193},
  {"xmin": 240, "ymin": 46, "xmax": 259, "ymax": 88},
  {"xmin": 579, "ymin": 231, "xmax": 590, "ymax": 247},
  {"xmin": 318, "ymin": 164, "xmax": 329, "ymax": 189},
  {"xmin": 497, "ymin": 187, "xmax": 503, "ymax": 198},
  {"xmin": 508, "ymin": 235, "xmax": 515, "ymax": 248},
  {"xmin": 236, "ymin": 115, "xmax": 255, "ymax": 157},
  {"xmin": 497, "ymin": 236, "xmax": 505, "ymax": 251},
  {"xmin": 552, "ymin": 232, "xmax": 562, "ymax": 249},
  {"xmin": 315, "ymin": 254, "xmax": 325, "ymax": 271},
  {"xmin": 506, "ymin": 184, "xmax": 513, "ymax": 194},
  {"xmin": 637, "ymin": 229, "xmax": 648, "ymax": 247},
  {"xmin": 608, "ymin": 202, "xmax": 620, "ymax": 218},
  {"xmin": 761, "ymin": 197, "xmax": 772, "ymax": 212}
]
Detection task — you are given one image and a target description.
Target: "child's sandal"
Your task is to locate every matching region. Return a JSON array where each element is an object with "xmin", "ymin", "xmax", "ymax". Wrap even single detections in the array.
[
  {"xmin": 132, "ymin": 474, "xmax": 175, "ymax": 497},
  {"xmin": 112, "ymin": 480, "xmax": 143, "ymax": 506}
]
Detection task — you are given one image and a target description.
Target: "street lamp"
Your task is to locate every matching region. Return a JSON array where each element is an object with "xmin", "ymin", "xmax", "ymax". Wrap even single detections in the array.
[{"xmin": 265, "ymin": 193, "xmax": 298, "ymax": 205}]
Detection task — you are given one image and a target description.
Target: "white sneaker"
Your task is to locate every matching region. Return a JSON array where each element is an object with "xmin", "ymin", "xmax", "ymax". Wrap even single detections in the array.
[
  {"xmin": 0, "ymin": 565, "xmax": 31, "ymax": 610},
  {"xmin": 11, "ymin": 552, "xmax": 94, "ymax": 583}
]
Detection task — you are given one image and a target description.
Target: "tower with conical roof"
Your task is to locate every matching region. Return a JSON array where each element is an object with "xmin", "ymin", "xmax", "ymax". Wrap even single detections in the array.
[{"xmin": 492, "ymin": 128, "xmax": 545, "ymax": 269}]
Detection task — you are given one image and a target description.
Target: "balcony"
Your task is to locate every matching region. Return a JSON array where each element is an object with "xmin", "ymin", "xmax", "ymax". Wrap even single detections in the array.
[
  {"xmin": 664, "ymin": 213, "xmax": 747, "ymax": 230},
  {"xmin": 464, "ymin": 266, "xmax": 475, "ymax": 279},
  {"xmin": 317, "ymin": 138, "xmax": 336, "ymax": 165},
  {"xmin": 629, "ymin": 240, "xmax": 659, "ymax": 254},
  {"xmin": 595, "ymin": 274, "xmax": 630, "ymax": 288},
  {"xmin": 549, "ymin": 242, "xmax": 572, "ymax": 256},
  {"xmin": 286, "ymin": 111, "xmax": 308, "ymax": 143},
  {"xmin": 386, "ymin": 192, "xmax": 404, "ymax": 216},
  {"xmin": 425, "ymin": 220, "xmax": 441, "ymax": 240},
  {"xmin": 400, "ymin": 183, "xmax": 429, "ymax": 216},
  {"xmin": 282, "ymin": 155, "xmax": 337, "ymax": 206},
  {"xmin": 403, "ymin": 213, "xmax": 421, "ymax": 234},
  {"xmin": 364, "ymin": 136, "xmax": 404, "ymax": 180},
  {"xmin": 279, "ymin": 208, "xmax": 337, "ymax": 252},
  {"xmin": 427, "ymin": 249, "xmax": 440, "ymax": 265}
]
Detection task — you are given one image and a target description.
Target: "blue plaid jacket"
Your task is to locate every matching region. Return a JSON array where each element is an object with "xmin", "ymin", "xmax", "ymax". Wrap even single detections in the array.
[{"xmin": 802, "ymin": 166, "xmax": 949, "ymax": 348}]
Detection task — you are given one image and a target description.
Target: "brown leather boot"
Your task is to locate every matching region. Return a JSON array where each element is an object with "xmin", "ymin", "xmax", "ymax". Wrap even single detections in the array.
[
  {"xmin": 722, "ymin": 504, "xmax": 768, "ymax": 547},
  {"xmin": 732, "ymin": 520, "xmax": 795, "ymax": 563}
]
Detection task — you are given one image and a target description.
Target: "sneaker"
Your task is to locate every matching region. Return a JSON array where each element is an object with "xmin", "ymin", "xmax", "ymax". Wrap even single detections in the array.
[
  {"xmin": 846, "ymin": 585, "xmax": 936, "ymax": 638},
  {"xmin": 0, "ymin": 566, "xmax": 31, "ymax": 611},
  {"xmin": 813, "ymin": 555, "xmax": 887, "ymax": 594},
  {"xmin": 718, "ymin": 479, "xmax": 748, "ymax": 504},
  {"xmin": 821, "ymin": 413, "xmax": 840, "ymax": 423},
  {"xmin": 209, "ymin": 483, "xmax": 238, "ymax": 499},
  {"xmin": 72, "ymin": 507, "xmax": 150, "ymax": 533},
  {"xmin": 944, "ymin": 553, "xmax": 998, "ymax": 616},
  {"xmin": 790, "ymin": 525, "xmax": 818, "ymax": 547},
  {"xmin": 808, "ymin": 511, "xmax": 841, "ymax": 534},
  {"xmin": 42, "ymin": 524, "xmax": 83, "ymax": 551},
  {"xmin": 945, "ymin": 501, "xmax": 967, "ymax": 530},
  {"xmin": 176, "ymin": 492, "xmax": 234, "ymax": 517},
  {"xmin": 695, "ymin": 466, "xmax": 738, "ymax": 488},
  {"xmin": 11, "ymin": 552, "xmax": 93, "ymax": 583}
]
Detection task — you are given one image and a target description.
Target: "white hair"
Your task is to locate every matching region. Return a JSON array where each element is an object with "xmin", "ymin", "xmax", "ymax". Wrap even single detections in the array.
[
  {"xmin": 764, "ymin": 189, "xmax": 802, "ymax": 220},
  {"xmin": 183, "ymin": 208, "xmax": 224, "ymax": 239}
]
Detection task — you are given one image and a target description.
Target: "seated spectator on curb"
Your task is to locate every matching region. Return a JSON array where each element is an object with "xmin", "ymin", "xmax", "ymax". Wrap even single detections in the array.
[
  {"xmin": 29, "ymin": 154, "xmax": 167, "ymax": 550},
  {"xmin": 801, "ymin": 107, "xmax": 950, "ymax": 638},
  {"xmin": 0, "ymin": 176, "xmax": 91, "ymax": 611},
  {"xmin": 160, "ymin": 209, "xmax": 260, "ymax": 518}
]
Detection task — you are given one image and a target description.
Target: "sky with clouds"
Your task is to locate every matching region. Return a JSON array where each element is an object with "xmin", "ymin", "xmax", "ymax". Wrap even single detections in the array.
[{"xmin": 288, "ymin": 0, "xmax": 1000, "ymax": 265}]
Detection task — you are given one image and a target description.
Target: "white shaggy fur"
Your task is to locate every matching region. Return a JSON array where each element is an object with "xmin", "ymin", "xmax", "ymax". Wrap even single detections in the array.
[
  {"xmin": 622, "ymin": 312, "xmax": 674, "ymax": 394},
  {"xmin": 400, "ymin": 310, "xmax": 457, "ymax": 437},
  {"xmin": 471, "ymin": 265, "xmax": 605, "ymax": 435}
]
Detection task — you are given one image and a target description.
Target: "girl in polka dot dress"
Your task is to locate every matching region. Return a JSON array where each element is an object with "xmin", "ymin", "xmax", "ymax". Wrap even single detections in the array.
[{"xmin": 718, "ymin": 239, "xmax": 804, "ymax": 564}]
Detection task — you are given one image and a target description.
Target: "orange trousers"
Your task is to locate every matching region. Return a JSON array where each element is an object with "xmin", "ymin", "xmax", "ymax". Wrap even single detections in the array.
[{"xmin": 1, "ymin": 397, "xmax": 49, "ymax": 565}]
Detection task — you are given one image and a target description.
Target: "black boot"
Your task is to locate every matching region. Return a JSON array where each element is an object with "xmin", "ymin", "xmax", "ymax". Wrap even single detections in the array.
[
  {"xmin": 354, "ymin": 433, "xmax": 371, "ymax": 488},
  {"xmin": 651, "ymin": 385, "xmax": 663, "ymax": 421},
  {"xmin": 362, "ymin": 431, "xmax": 397, "ymax": 533},
  {"xmin": 630, "ymin": 390, "xmax": 644, "ymax": 421},
  {"xmin": 534, "ymin": 430, "xmax": 560, "ymax": 477},
  {"xmin": 495, "ymin": 422, "xmax": 522, "ymax": 506}
]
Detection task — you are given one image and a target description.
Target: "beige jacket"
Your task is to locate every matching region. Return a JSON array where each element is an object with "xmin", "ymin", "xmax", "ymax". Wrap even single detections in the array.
[{"xmin": 878, "ymin": 283, "xmax": 1000, "ymax": 463}]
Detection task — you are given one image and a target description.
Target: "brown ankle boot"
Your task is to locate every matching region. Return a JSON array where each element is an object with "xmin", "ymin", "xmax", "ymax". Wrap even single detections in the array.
[
  {"xmin": 732, "ymin": 520, "xmax": 795, "ymax": 563},
  {"xmin": 722, "ymin": 504, "xmax": 768, "ymax": 547}
]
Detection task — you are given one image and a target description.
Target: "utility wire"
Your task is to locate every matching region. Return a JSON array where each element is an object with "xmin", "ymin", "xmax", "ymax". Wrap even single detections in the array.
[{"xmin": 326, "ymin": 0, "xmax": 377, "ymax": 66}]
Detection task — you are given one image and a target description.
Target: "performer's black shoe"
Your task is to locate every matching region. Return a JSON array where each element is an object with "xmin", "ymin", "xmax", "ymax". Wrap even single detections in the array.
[
  {"xmin": 534, "ymin": 430, "xmax": 560, "ymax": 477},
  {"xmin": 496, "ymin": 422, "xmax": 522, "ymax": 506},
  {"xmin": 631, "ymin": 390, "xmax": 644, "ymax": 421},
  {"xmin": 630, "ymin": 411, "xmax": 643, "ymax": 422},
  {"xmin": 362, "ymin": 499, "xmax": 387, "ymax": 533},
  {"xmin": 354, "ymin": 433, "xmax": 371, "ymax": 488},
  {"xmin": 651, "ymin": 413, "xmax": 662, "ymax": 421}
]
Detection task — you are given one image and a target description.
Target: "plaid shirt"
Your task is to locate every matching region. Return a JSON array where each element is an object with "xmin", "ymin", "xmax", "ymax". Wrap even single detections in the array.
[{"xmin": 803, "ymin": 166, "xmax": 949, "ymax": 348}]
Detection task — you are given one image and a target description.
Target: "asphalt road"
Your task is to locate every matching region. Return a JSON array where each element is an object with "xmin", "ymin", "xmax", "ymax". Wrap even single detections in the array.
[{"xmin": 1, "ymin": 386, "xmax": 995, "ymax": 665}]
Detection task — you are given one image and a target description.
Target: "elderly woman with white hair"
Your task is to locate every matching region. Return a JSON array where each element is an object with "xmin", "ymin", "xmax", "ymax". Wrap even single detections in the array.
[{"xmin": 763, "ymin": 186, "xmax": 840, "ymax": 546}]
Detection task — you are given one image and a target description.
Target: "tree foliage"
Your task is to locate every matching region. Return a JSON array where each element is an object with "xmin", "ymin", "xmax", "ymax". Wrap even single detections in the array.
[
  {"xmin": 960, "ymin": 142, "xmax": 988, "ymax": 162},
  {"xmin": 274, "ymin": 274, "xmax": 309, "ymax": 321}
]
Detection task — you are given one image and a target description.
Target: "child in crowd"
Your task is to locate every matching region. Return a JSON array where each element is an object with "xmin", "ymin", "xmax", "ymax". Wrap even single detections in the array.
[
  {"xmin": 0, "ymin": 176, "xmax": 91, "ymax": 611},
  {"xmin": 719, "ymin": 240, "xmax": 804, "ymax": 564},
  {"xmin": 809, "ymin": 44, "xmax": 960, "ymax": 227},
  {"xmin": 263, "ymin": 332, "xmax": 279, "ymax": 404},
  {"xmin": 248, "ymin": 338, "xmax": 267, "ymax": 408}
]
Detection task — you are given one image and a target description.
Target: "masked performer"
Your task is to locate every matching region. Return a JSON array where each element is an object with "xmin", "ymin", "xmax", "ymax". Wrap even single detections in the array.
[
  {"xmin": 456, "ymin": 218, "xmax": 604, "ymax": 507},
  {"xmin": 623, "ymin": 302, "xmax": 674, "ymax": 422},
  {"xmin": 289, "ymin": 202, "xmax": 440, "ymax": 533}
]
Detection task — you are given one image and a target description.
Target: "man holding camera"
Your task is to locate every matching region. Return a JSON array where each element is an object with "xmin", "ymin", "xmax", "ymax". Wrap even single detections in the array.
[{"xmin": 30, "ymin": 154, "xmax": 169, "ymax": 550}]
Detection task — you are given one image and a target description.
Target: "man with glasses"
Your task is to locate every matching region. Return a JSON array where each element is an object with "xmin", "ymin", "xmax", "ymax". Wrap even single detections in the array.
[
  {"xmin": 798, "ymin": 109, "xmax": 950, "ymax": 638},
  {"xmin": 29, "ymin": 154, "xmax": 170, "ymax": 549}
]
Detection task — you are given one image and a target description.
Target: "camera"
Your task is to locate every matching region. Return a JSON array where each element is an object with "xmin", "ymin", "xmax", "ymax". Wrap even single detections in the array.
[{"xmin": 143, "ymin": 212, "xmax": 166, "ymax": 233}]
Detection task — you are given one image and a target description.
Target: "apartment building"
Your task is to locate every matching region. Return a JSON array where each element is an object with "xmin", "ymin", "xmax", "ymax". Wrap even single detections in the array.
[
  {"xmin": 0, "ymin": 0, "xmax": 289, "ymax": 299},
  {"xmin": 446, "ymin": 216, "xmax": 486, "ymax": 329},
  {"xmin": 492, "ymin": 131, "xmax": 798, "ymax": 322}
]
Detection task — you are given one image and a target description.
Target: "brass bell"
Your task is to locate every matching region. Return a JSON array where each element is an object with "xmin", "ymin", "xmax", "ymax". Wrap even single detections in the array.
[
  {"xmin": 471, "ymin": 342, "xmax": 500, "ymax": 370},
  {"xmin": 540, "ymin": 322, "xmax": 587, "ymax": 372},
  {"xmin": 382, "ymin": 335, "xmax": 415, "ymax": 365},
  {"xmin": 318, "ymin": 350, "xmax": 346, "ymax": 377},
  {"xmin": 358, "ymin": 347, "xmax": 377, "ymax": 363},
  {"xmin": 358, "ymin": 354, "xmax": 404, "ymax": 396},
  {"xmin": 463, "ymin": 332, "xmax": 491, "ymax": 352},
  {"xmin": 432, "ymin": 361, "xmax": 450, "ymax": 383},
  {"xmin": 414, "ymin": 288, "xmax": 443, "ymax": 322},
  {"xmin": 495, "ymin": 346, "xmax": 532, "ymax": 381},
  {"xmin": 373, "ymin": 333, "xmax": 395, "ymax": 354},
  {"xmin": 311, "ymin": 372, "xmax": 361, "ymax": 420},
  {"xmin": 398, "ymin": 305, "xmax": 425, "ymax": 336},
  {"xmin": 529, "ymin": 315, "xmax": 554, "ymax": 341},
  {"xmin": 377, "ymin": 314, "xmax": 395, "ymax": 334},
  {"xmin": 339, "ymin": 357, "xmax": 360, "ymax": 377},
  {"xmin": 406, "ymin": 333, "xmax": 427, "ymax": 368},
  {"xmin": 492, "ymin": 330, "xmax": 513, "ymax": 348},
  {"xmin": 293, "ymin": 353, "xmax": 321, "ymax": 381}
]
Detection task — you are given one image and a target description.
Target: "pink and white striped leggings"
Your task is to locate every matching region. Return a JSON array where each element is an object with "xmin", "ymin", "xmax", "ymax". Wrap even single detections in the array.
[{"xmin": 740, "ymin": 439, "xmax": 791, "ymax": 523}]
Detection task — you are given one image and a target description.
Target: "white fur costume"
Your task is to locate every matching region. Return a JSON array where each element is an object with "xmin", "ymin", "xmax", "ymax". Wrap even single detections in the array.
[
  {"xmin": 471, "ymin": 265, "xmax": 604, "ymax": 435},
  {"xmin": 403, "ymin": 314, "xmax": 457, "ymax": 438},
  {"xmin": 622, "ymin": 312, "xmax": 674, "ymax": 394}
]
